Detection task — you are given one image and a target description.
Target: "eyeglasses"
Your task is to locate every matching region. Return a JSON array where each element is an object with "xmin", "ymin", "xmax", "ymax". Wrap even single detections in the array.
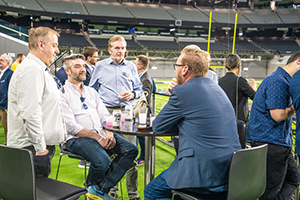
[
  {"xmin": 80, "ymin": 97, "xmax": 88, "ymax": 109},
  {"xmin": 45, "ymin": 67, "xmax": 65, "ymax": 93},
  {"xmin": 173, "ymin": 64, "xmax": 185, "ymax": 70}
]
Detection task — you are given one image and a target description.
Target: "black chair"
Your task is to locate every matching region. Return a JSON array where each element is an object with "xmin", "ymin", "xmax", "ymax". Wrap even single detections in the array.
[
  {"xmin": 172, "ymin": 144, "xmax": 268, "ymax": 200},
  {"xmin": 56, "ymin": 144, "xmax": 88, "ymax": 183},
  {"xmin": 0, "ymin": 144, "xmax": 87, "ymax": 200},
  {"xmin": 237, "ymin": 119, "xmax": 246, "ymax": 148},
  {"xmin": 56, "ymin": 144, "xmax": 123, "ymax": 199}
]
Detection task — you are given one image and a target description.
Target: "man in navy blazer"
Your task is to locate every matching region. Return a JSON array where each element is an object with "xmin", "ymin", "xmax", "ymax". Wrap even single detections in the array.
[
  {"xmin": 144, "ymin": 46, "xmax": 241, "ymax": 199},
  {"xmin": 56, "ymin": 46, "xmax": 99, "ymax": 86},
  {"xmin": 82, "ymin": 46, "xmax": 99, "ymax": 86},
  {"xmin": 0, "ymin": 54, "xmax": 13, "ymax": 145}
]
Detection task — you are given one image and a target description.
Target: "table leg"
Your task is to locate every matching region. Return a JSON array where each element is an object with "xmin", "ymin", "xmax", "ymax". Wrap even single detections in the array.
[{"xmin": 144, "ymin": 136, "xmax": 156, "ymax": 187}]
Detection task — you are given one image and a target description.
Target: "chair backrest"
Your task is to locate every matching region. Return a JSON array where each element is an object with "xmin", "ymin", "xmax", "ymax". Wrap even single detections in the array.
[
  {"xmin": 227, "ymin": 144, "xmax": 268, "ymax": 200},
  {"xmin": 0, "ymin": 145, "xmax": 36, "ymax": 200},
  {"xmin": 236, "ymin": 120, "xmax": 246, "ymax": 148}
]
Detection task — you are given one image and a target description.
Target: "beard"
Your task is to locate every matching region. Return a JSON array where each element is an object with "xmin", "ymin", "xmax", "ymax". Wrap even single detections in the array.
[
  {"xmin": 111, "ymin": 55, "xmax": 124, "ymax": 63},
  {"xmin": 176, "ymin": 71, "xmax": 184, "ymax": 85},
  {"xmin": 71, "ymin": 70, "xmax": 86, "ymax": 82}
]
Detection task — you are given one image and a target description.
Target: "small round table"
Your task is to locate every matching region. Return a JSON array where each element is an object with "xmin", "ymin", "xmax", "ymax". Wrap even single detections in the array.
[{"xmin": 102, "ymin": 121, "xmax": 177, "ymax": 187}]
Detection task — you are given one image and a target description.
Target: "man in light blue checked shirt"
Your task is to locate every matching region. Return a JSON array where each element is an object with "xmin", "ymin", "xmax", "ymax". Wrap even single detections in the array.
[
  {"xmin": 89, "ymin": 35, "xmax": 143, "ymax": 109},
  {"xmin": 89, "ymin": 35, "xmax": 143, "ymax": 200}
]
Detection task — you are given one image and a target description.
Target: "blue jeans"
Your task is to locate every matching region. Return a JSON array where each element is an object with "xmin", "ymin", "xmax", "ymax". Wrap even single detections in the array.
[
  {"xmin": 144, "ymin": 169, "xmax": 173, "ymax": 200},
  {"xmin": 144, "ymin": 169, "xmax": 224, "ymax": 200},
  {"xmin": 66, "ymin": 133, "xmax": 138, "ymax": 193}
]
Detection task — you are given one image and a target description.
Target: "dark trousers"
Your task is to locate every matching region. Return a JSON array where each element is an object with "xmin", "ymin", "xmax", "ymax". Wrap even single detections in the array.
[
  {"xmin": 24, "ymin": 145, "xmax": 56, "ymax": 178},
  {"xmin": 252, "ymin": 142, "xmax": 300, "ymax": 200},
  {"xmin": 136, "ymin": 136, "xmax": 145, "ymax": 161}
]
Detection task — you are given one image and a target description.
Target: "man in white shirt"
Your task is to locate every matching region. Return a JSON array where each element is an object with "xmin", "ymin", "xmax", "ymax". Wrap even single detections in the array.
[
  {"xmin": 60, "ymin": 54, "xmax": 138, "ymax": 200},
  {"xmin": 7, "ymin": 27, "xmax": 66, "ymax": 178}
]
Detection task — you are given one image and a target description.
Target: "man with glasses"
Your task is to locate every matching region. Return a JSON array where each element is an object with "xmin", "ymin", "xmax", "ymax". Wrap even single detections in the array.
[
  {"xmin": 56, "ymin": 46, "xmax": 99, "ymax": 86},
  {"xmin": 7, "ymin": 27, "xmax": 66, "ymax": 178},
  {"xmin": 0, "ymin": 54, "xmax": 13, "ymax": 145},
  {"xmin": 89, "ymin": 35, "xmax": 143, "ymax": 200},
  {"xmin": 60, "ymin": 54, "xmax": 138, "ymax": 200},
  {"xmin": 144, "ymin": 46, "xmax": 241, "ymax": 199}
]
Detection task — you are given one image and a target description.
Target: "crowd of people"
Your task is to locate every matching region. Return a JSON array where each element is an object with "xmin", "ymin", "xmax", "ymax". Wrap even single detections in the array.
[{"xmin": 1, "ymin": 26, "xmax": 300, "ymax": 200}]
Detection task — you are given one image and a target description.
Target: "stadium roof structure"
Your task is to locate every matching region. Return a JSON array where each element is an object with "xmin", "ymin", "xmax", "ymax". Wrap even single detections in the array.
[{"xmin": 0, "ymin": 0, "xmax": 299, "ymax": 31}]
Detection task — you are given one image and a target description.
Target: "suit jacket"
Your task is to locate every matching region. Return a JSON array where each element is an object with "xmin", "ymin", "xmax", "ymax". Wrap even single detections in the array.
[
  {"xmin": 140, "ymin": 71, "xmax": 153, "ymax": 113},
  {"xmin": 152, "ymin": 77, "xmax": 241, "ymax": 189},
  {"xmin": 84, "ymin": 63, "xmax": 92, "ymax": 86},
  {"xmin": 219, "ymin": 72, "xmax": 255, "ymax": 122},
  {"xmin": 56, "ymin": 66, "xmax": 67, "ymax": 85},
  {"xmin": 0, "ymin": 68, "xmax": 13, "ymax": 110}
]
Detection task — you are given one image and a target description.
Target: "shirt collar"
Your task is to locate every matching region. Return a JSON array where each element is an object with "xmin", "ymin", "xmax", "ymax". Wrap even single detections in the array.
[
  {"xmin": 27, "ymin": 53, "xmax": 48, "ymax": 71},
  {"xmin": 0, "ymin": 67, "xmax": 8, "ymax": 75},
  {"xmin": 85, "ymin": 62, "xmax": 94, "ymax": 71},
  {"xmin": 277, "ymin": 66, "xmax": 291, "ymax": 81},
  {"xmin": 65, "ymin": 80, "xmax": 85, "ymax": 93},
  {"xmin": 139, "ymin": 70, "xmax": 147, "ymax": 78},
  {"xmin": 108, "ymin": 57, "xmax": 126, "ymax": 66}
]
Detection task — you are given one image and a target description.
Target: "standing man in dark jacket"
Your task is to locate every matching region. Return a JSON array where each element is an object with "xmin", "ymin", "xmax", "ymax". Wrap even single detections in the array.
[
  {"xmin": 82, "ymin": 46, "xmax": 99, "ymax": 86},
  {"xmin": 0, "ymin": 54, "xmax": 13, "ymax": 145},
  {"xmin": 135, "ymin": 55, "xmax": 153, "ymax": 165}
]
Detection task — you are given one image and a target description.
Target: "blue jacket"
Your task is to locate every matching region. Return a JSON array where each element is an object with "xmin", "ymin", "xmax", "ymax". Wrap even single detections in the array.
[
  {"xmin": 0, "ymin": 68, "xmax": 13, "ymax": 110},
  {"xmin": 84, "ymin": 63, "xmax": 92, "ymax": 86},
  {"xmin": 152, "ymin": 77, "xmax": 241, "ymax": 189},
  {"xmin": 56, "ymin": 67, "xmax": 67, "ymax": 85}
]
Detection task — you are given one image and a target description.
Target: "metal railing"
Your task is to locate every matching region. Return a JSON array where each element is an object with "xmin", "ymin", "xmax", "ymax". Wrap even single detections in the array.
[{"xmin": 49, "ymin": 49, "xmax": 72, "ymax": 76}]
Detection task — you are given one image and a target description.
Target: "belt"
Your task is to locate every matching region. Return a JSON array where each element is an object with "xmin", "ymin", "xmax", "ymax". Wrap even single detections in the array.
[{"xmin": 106, "ymin": 106, "xmax": 125, "ymax": 109}]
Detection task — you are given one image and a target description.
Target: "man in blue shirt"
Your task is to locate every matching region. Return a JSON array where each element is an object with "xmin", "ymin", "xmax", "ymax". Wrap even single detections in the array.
[
  {"xmin": 0, "ymin": 54, "xmax": 13, "ymax": 145},
  {"xmin": 247, "ymin": 51, "xmax": 300, "ymax": 200},
  {"xmin": 89, "ymin": 35, "xmax": 143, "ymax": 200},
  {"xmin": 89, "ymin": 35, "xmax": 143, "ymax": 110}
]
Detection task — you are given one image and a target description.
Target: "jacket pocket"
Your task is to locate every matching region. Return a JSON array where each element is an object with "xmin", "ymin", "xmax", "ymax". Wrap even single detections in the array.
[{"xmin": 178, "ymin": 148, "xmax": 194, "ymax": 160}]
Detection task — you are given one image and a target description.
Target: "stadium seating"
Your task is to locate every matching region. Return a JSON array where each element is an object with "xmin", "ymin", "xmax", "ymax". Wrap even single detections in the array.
[
  {"xmin": 253, "ymin": 40, "xmax": 300, "ymax": 54},
  {"xmin": 59, "ymin": 34, "xmax": 91, "ymax": 47}
]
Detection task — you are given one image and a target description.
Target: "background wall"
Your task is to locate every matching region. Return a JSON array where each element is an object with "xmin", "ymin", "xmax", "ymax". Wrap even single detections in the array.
[{"xmin": 0, "ymin": 33, "xmax": 29, "ymax": 60}]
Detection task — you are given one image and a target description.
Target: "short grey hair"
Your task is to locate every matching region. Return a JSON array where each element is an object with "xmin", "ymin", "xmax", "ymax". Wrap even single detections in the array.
[
  {"xmin": 1, "ymin": 54, "xmax": 13, "ymax": 66},
  {"xmin": 62, "ymin": 54, "xmax": 85, "ymax": 69}
]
